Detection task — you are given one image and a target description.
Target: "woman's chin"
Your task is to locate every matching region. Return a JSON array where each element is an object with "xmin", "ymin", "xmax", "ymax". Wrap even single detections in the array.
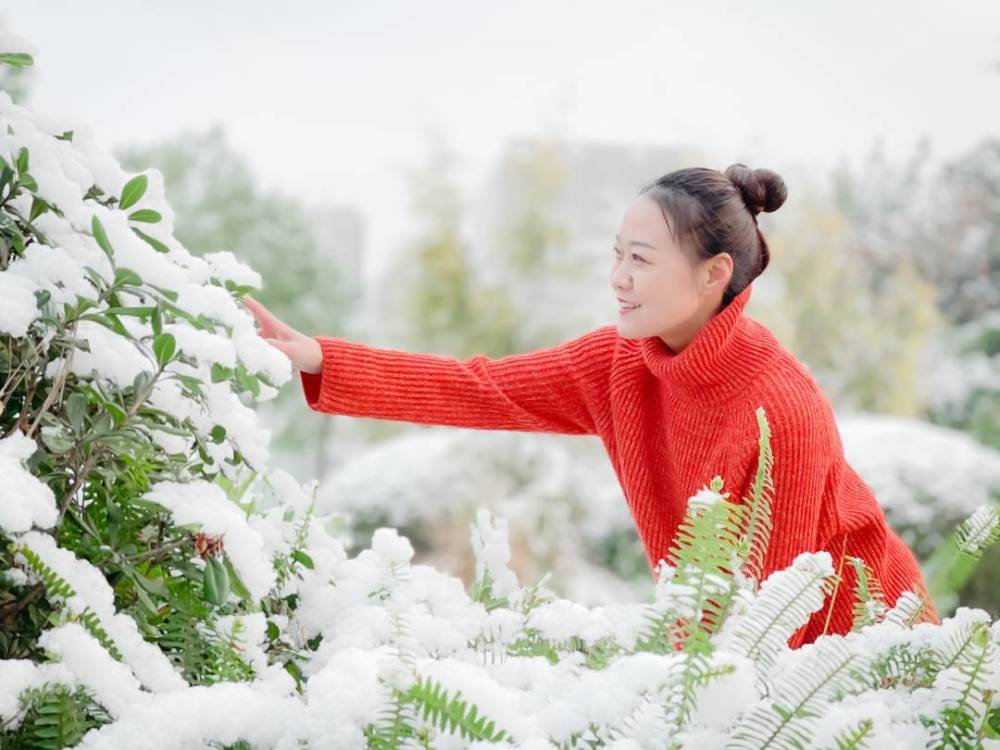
[{"xmin": 615, "ymin": 320, "xmax": 645, "ymax": 339}]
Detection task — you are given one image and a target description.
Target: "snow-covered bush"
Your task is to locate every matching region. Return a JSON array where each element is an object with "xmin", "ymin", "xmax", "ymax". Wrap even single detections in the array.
[
  {"xmin": 313, "ymin": 428, "xmax": 647, "ymax": 606},
  {"xmin": 839, "ymin": 415, "xmax": 1000, "ymax": 553},
  {"xmin": 2, "ymin": 41, "xmax": 1000, "ymax": 749}
]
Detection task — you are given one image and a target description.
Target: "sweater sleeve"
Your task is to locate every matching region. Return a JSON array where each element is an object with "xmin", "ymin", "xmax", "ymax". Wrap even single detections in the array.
[{"xmin": 298, "ymin": 327, "xmax": 617, "ymax": 435}]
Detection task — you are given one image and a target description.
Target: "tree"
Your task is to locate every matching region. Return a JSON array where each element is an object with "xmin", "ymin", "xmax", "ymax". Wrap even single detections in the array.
[
  {"xmin": 381, "ymin": 128, "xmax": 519, "ymax": 359},
  {"xmin": 757, "ymin": 165, "xmax": 943, "ymax": 416}
]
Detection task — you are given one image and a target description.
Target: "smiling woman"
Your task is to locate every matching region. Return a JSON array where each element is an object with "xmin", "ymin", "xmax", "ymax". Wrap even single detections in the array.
[
  {"xmin": 248, "ymin": 163, "xmax": 936, "ymax": 647},
  {"xmin": 611, "ymin": 164, "xmax": 786, "ymax": 354}
]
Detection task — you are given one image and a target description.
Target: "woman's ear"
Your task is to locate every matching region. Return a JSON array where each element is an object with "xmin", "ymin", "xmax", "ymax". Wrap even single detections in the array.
[{"xmin": 701, "ymin": 252, "xmax": 733, "ymax": 294}]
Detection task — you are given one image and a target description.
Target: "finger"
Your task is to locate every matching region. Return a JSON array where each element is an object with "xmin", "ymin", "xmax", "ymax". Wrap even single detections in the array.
[
  {"xmin": 241, "ymin": 297, "xmax": 285, "ymax": 339},
  {"xmin": 242, "ymin": 297, "xmax": 293, "ymax": 338}
]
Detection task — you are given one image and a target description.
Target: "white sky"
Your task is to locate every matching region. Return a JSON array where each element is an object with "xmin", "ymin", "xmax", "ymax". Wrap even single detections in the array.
[{"xmin": 3, "ymin": 0, "xmax": 999, "ymax": 282}]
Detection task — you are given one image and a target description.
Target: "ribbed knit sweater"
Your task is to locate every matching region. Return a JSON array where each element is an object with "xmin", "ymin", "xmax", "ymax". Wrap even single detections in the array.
[{"xmin": 300, "ymin": 282, "xmax": 935, "ymax": 646}]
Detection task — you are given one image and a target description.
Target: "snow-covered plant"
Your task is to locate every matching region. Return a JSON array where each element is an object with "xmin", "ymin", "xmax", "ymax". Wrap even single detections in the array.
[{"xmin": 2, "ymin": 40, "xmax": 1000, "ymax": 750}]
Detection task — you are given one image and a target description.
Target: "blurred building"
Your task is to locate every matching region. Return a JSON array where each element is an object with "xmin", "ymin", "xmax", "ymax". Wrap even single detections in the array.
[
  {"xmin": 470, "ymin": 137, "xmax": 709, "ymax": 342},
  {"xmin": 304, "ymin": 203, "xmax": 367, "ymax": 333}
]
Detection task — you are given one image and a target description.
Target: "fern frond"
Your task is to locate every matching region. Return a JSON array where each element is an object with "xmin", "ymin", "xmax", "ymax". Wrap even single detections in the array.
[
  {"xmin": 12, "ymin": 542, "xmax": 122, "ymax": 661},
  {"xmin": 365, "ymin": 686, "xmax": 421, "ymax": 750},
  {"xmin": 728, "ymin": 638, "xmax": 870, "ymax": 750},
  {"xmin": 665, "ymin": 480, "xmax": 744, "ymax": 644},
  {"xmin": 929, "ymin": 621, "xmax": 996, "ymax": 748},
  {"xmin": 728, "ymin": 553, "xmax": 836, "ymax": 676},
  {"xmin": 935, "ymin": 616, "xmax": 992, "ymax": 674},
  {"xmin": 881, "ymin": 590, "xmax": 935, "ymax": 629},
  {"xmin": 159, "ymin": 607, "xmax": 215, "ymax": 682},
  {"xmin": 8, "ymin": 684, "xmax": 108, "ymax": 750},
  {"xmin": 827, "ymin": 717, "xmax": 874, "ymax": 749},
  {"xmin": 661, "ymin": 642, "xmax": 738, "ymax": 735},
  {"xmin": 954, "ymin": 504, "xmax": 1000, "ymax": 556},
  {"xmin": 847, "ymin": 557, "xmax": 887, "ymax": 631},
  {"xmin": 634, "ymin": 603, "xmax": 684, "ymax": 655},
  {"xmin": 403, "ymin": 674, "xmax": 508, "ymax": 743},
  {"xmin": 604, "ymin": 694, "xmax": 662, "ymax": 744},
  {"xmin": 870, "ymin": 642, "xmax": 939, "ymax": 690},
  {"xmin": 734, "ymin": 406, "xmax": 775, "ymax": 585}
]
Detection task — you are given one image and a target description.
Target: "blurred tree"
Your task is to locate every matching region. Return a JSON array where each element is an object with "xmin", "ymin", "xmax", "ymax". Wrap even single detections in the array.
[
  {"xmin": 760, "ymin": 173, "xmax": 942, "ymax": 416},
  {"xmin": 117, "ymin": 125, "xmax": 356, "ymax": 480},
  {"xmin": 914, "ymin": 140, "xmax": 1000, "ymax": 325},
  {"xmin": 492, "ymin": 135, "xmax": 581, "ymax": 351},
  {"xmin": 384, "ymin": 128, "xmax": 519, "ymax": 359}
]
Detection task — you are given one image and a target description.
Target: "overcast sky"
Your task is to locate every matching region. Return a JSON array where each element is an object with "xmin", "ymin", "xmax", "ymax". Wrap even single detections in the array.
[{"xmin": 3, "ymin": 1, "xmax": 998, "ymax": 282}]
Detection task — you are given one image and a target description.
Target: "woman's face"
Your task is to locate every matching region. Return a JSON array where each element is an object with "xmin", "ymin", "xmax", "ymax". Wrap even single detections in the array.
[{"xmin": 610, "ymin": 195, "xmax": 730, "ymax": 349}]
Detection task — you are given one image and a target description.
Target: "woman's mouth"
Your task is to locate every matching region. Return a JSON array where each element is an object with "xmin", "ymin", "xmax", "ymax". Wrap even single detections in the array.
[{"xmin": 618, "ymin": 302, "xmax": 641, "ymax": 315}]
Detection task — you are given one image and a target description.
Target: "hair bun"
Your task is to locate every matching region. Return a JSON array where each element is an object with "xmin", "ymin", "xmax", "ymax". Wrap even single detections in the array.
[{"xmin": 724, "ymin": 163, "xmax": 788, "ymax": 216}]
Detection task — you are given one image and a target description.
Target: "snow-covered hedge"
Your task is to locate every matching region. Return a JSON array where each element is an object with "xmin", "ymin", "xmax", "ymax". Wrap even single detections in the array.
[{"xmin": 1, "ymin": 39, "xmax": 1000, "ymax": 750}]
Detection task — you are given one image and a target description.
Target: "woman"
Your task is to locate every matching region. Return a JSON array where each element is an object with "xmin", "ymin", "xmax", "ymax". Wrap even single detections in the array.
[{"xmin": 241, "ymin": 164, "xmax": 935, "ymax": 647}]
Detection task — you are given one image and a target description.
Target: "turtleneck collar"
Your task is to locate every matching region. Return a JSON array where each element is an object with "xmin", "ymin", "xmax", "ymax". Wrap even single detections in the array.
[{"xmin": 638, "ymin": 283, "xmax": 777, "ymax": 394}]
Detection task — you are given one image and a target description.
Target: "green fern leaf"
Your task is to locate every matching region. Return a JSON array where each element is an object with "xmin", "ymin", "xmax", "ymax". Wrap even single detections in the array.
[
  {"xmin": 734, "ymin": 406, "xmax": 775, "ymax": 585},
  {"xmin": 403, "ymin": 674, "xmax": 508, "ymax": 742}
]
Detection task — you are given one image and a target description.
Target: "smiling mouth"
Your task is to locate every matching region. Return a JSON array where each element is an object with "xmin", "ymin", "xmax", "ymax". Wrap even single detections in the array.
[{"xmin": 619, "ymin": 303, "xmax": 641, "ymax": 314}]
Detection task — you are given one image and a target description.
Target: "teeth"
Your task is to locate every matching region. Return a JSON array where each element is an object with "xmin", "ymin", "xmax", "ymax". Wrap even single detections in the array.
[{"xmin": 619, "ymin": 303, "xmax": 639, "ymax": 310}]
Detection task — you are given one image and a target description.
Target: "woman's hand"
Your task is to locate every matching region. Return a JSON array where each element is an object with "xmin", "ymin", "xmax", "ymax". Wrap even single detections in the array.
[{"xmin": 240, "ymin": 296, "xmax": 323, "ymax": 374}]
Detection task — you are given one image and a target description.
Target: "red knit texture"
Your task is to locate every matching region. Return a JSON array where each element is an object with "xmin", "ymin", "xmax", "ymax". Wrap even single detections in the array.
[{"xmin": 300, "ymin": 282, "xmax": 937, "ymax": 647}]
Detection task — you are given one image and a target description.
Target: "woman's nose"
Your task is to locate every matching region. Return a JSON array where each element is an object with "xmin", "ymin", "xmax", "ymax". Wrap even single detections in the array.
[{"xmin": 610, "ymin": 266, "xmax": 632, "ymax": 291}]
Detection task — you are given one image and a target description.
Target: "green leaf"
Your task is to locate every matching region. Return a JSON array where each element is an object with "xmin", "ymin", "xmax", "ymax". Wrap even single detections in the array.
[
  {"xmin": 29, "ymin": 196, "xmax": 50, "ymax": 221},
  {"xmin": 0, "ymin": 164, "xmax": 13, "ymax": 194},
  {"xmin": 151, "ymin": 305, "xmax": 163, "ymax": 336},
  {"xmin": 113, "ymin": 267, "xmax": 143, "ymax": 287},
  {"xmin": 292, "ymin": 550, "xmax": 314, "ymax": 570},
  {"xmin": 41, "ymin": 428, "xmax": 74, "ymax": 455},
  {"xmin": 153, "ymin": 333, "xmax": 176, "ymax": 367},
  {"xmin": 202, "ymin": 556, "xmax": 230, "ymax": 605},
  {"xmin": 55, "ymin": 130, "xmax": 74, "ymax": 142},
  {"xmin": 104, "ymin": 401, "xmax": 127, "ymax": 426},
  {"xmin": 222, "ymin": 555, "xmax": 252, "ymax": 603},
  {"xmin": 132, "ymin": 581, "xmax": 159, "ymax": 616},
  {"xmin": 0, "ymin": 52, "xmax": 34, "ymax": 68},
  {"xmin": 132, "ymin": 370, "xmax": 152, "ymax": 396},
  {"xmin": 91, "ymin": 215, "xmax": 114, "ymax": 258},
  {"xmin": 128, "ymin": 208, "xmax": 161, "ymax": 223},
  {"xmin": 16, "ymin": 146, "xmax": 28, "ymax": 174},
  {"xmin": 211, "ymin": 363, "xmax": 234, "ymax": 383},
  {"xmin": 131, "ymin": 226, "xmax": 169, "ymax": 253},
  {"xmin": 102, "ymin": 305, "xmax": 155, "ymax": 318},
  {"xmin": 79, "ymin": 312, "xmax": 130, "ymax": 338},
  {"xmin": 210, "ymin": 425, "xmax": 227, "ymax": 443},
  {"xmin": 65, "ymin": 392, "xmax": 89, "ymax": 433},
  {"xmin": 118, "ymin": 174, "xmax": 148, "ymax": 210},
  {"xmin": 19, "ymin": 172, "xmax": 37, "ymax": 191}
]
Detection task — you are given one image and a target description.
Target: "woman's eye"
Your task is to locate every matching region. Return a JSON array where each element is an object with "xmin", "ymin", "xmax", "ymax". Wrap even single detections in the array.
[{"xmin": 632, "ymin": 254, "xmax": 645, "ymax": 263}]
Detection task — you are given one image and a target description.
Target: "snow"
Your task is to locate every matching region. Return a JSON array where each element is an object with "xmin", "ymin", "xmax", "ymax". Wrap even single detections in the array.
[
  {"xmin": 141, "ymin": 479, "xmax": 276, "ymax": 599},
  {"xmin": 0, "ymin": 429, "xmax": 58, "ymax": 532}
]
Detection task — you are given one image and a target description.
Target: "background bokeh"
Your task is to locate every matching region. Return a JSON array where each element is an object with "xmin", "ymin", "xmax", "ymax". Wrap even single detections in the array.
[{"xmin": 5, "ymin": 1, "xmax": 998, "ymax": 614}]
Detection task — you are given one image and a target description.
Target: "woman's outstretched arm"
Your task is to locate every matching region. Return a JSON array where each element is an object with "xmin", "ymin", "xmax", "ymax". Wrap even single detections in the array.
[{"xmin": 298, "ymin": 328, "xmax": 616, "ymax": 435}]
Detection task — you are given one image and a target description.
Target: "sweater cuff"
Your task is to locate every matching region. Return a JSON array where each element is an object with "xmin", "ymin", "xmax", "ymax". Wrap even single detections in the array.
[{"xmin": 299, "ymin": 336, "xmax": 335, "ymax": 411}]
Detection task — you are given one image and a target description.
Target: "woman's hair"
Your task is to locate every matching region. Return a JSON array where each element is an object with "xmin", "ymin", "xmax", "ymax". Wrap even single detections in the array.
[{"xmin": 639, "ymin": 164, "xmax": 788, "ymax": 307}]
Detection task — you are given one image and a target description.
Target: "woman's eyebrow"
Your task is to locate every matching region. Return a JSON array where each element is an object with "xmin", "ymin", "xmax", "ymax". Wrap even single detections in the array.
[{"xmin": 615, "ymin": 235, "xmax": 659, "ymax": 251}]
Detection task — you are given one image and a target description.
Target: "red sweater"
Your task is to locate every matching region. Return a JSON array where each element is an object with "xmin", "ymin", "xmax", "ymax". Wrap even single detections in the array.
[{"xmin": 300, "ymin": 282, "xmax": 935, "ymax": 646}]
